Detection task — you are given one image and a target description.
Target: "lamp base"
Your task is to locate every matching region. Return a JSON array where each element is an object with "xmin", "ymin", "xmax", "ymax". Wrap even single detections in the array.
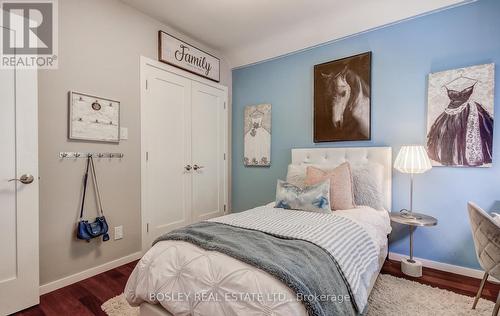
[{"xmin": 401, "ymin": 258, "xmax": 422, "ymax": 277}]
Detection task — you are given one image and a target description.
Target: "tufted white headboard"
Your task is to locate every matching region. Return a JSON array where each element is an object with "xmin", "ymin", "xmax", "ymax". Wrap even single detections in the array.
[{"xmin": 291, "ymin": 147, "xmax": 392, "ymax": 211}]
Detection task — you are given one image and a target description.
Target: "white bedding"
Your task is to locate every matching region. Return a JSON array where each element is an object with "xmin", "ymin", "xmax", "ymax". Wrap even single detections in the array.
[
  {"xmin": 263, "ymin": 202, "xmax": 391, "ymax": 252},
  {"xmin": 334, "ymin": 206, "xmax": 391, "ymax": 253},
  {"xmin": 125, "ymin": 205, "xmax": 391, "ymax": 316}
]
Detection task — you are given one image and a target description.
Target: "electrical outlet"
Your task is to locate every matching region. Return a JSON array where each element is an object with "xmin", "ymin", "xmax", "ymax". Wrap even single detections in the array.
[
  {"xmin": 114, "ymin": 226, "xmax": 123, "ymax": 240},
  {"xmin": 120, "ymin": 127, "xmax": 128, "ymax": 140}
]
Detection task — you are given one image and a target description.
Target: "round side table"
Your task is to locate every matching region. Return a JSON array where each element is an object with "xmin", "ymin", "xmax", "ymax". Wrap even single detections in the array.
[{"xmin": 390, "ymin": 211, "xmax": 437, "ymax": 277}]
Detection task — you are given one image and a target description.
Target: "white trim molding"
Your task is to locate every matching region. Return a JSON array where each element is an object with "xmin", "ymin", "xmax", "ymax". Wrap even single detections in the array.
[
  {"xmin": 389, "ymin": 252, "xmax": 499, "ymax": 283},
  {"xmin": 141, "ymin": 56, "xmax": 228, "ymax": 90},
  {"xmin": 39, "ymin": 252, "xmax": 142, "ymax": 295}
]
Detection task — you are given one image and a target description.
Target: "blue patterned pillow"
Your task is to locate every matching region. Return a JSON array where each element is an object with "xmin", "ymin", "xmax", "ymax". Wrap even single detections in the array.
[{"xmin": 275, "ymin": 179, "xmax": 331, "ymax": 213}]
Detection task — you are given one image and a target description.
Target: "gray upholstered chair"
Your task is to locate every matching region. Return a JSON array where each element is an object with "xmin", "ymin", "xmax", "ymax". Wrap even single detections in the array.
[{"xmin": 467, "ymin": 202, "xmax": 500, "ymax": 316}]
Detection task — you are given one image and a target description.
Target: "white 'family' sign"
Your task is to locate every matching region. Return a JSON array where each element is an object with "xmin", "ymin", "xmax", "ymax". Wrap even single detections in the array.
[{"xmin": 158, "ymin": 31, "xmax": 220, "ymax": 82}]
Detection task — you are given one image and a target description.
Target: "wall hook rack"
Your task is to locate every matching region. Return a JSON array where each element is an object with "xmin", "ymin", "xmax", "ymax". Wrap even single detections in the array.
[{"xmin": 59, "ymin": 152, "xmax": 124, "ymax": 159}]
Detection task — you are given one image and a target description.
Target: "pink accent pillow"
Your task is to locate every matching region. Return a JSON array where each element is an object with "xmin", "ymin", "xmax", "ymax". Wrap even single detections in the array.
[{"xmin": 304, "ymin": 163, "xmax": 356, "ymax": 211}]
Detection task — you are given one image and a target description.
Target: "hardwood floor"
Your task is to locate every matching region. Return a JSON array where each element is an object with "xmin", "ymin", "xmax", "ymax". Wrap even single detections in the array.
[
  {"xmin": 381, "ymin": 259, "xmax": 500, "ymax": 302},
  {"xmin": 13, "ymin": 261, "xmax": 138, "ymax": 316},
  {"xmin": 12, "ymin": 259, "xmax": 499, "ymax": 315}
]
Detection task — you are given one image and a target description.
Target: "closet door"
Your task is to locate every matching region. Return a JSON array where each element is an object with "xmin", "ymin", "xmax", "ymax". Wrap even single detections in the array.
[
  {"xmin": 191, "ymin": 81, "xmax": 227, "ymax": 221},
  {"xmin": 143, "ymin": 67, "xmax": 192, "ymax": 245}
]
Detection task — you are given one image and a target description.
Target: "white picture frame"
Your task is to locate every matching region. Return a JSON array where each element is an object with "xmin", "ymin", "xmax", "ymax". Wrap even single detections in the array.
[{"xmin": 69, "ymin": 91, "xmax": 120, "ymax": 143}]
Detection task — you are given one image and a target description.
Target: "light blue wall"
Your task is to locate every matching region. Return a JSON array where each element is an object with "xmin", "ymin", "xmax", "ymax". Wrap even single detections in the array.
[{"xmin": 231, "ymin": 0, "xmax": 500, "ymax": 269}]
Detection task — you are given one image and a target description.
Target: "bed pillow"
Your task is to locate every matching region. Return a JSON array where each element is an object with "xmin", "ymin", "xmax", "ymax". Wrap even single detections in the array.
[
  {"xmin": 304, "ymin": 163, "xmax": 356, "ymax": 211},
  {"xmin": 275, "ymin": 179, "xmax": 331, "ymax": 213},
  {"xmin": 286, "ymin": 164, "xmax": 307, "ymax": 187},
  {"xmin": 351, "ymin": 162, "xmax": 385, "ymax": 210}
]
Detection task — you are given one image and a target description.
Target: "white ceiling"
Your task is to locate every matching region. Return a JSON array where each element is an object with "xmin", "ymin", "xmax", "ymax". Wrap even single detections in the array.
[{"xmin": 121, "ymin": 0, "xmax": 473, "ymax": 68}]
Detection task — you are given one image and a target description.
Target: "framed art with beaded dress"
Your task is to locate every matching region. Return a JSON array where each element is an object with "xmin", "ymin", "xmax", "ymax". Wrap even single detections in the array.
[
  {"xmin": 426, "ymin": 63, "xmax": 495, "ymax": 167},
  {"xmin": 244, "ymin": 104, "xmax": 271, "ymax": 167}
]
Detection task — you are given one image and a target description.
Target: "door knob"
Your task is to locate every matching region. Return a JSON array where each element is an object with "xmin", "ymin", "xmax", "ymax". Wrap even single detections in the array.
[
  {"xmin": 193, "ymin": 165, "xmax": 204, "ymax": 171},
  {"xmin": 185, "ymin": 165, "xmax": 192, "ymax": 171},
  {"xmin": 9, "ymin": 174, "xmax": 34, "ymax": 184}
]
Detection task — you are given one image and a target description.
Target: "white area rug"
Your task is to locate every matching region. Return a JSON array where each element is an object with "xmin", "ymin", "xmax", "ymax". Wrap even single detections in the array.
[
  {"xmin": 101, "ymin": 294, "xmax": 139, "ymax": 316},
  {"xmin": 366, "ymin": 274, "xmax": 494, "ymax": 315},
  {"xmin": 102, "ymin": 274, "xmax": 495, "ymax": 316}
]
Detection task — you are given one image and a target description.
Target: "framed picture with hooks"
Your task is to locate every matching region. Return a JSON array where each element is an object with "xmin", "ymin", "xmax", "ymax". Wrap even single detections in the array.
[{"xmin": 68, "ymin": 91, "xmax": 121, "ymax": 143}]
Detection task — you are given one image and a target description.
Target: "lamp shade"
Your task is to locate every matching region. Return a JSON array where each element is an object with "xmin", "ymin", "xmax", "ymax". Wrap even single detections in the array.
[{"xmin": 394, "ymin": 145, "xmax": 432, "ymax": 174}]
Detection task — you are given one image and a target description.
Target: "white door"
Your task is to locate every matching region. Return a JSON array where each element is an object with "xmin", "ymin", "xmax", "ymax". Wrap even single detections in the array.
[
  {"xmin": 191, "ymin": 81, "xmax": 227, "ymax": 221},
  {"xmin": 0, "ymin": 29, "xmax": 39, "ymax": 315},
  {"xmin": 142, "ymin": 66, "xmax": 192, "ymax": 246}
]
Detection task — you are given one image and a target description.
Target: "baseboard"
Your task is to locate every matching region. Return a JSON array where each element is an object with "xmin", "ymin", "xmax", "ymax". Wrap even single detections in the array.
[
  {"xmin": 39, "ymin": 251, "xmax": 143, "ymax": 295},
  {"xmin": 388, "ymin": 252, "xmax": 499, "ymax": 283}
]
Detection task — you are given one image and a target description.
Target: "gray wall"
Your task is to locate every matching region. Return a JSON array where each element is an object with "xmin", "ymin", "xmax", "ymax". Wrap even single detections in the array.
[{"xmin": 38, "ymin": 0, "xmax": 231, "ymax": 285}]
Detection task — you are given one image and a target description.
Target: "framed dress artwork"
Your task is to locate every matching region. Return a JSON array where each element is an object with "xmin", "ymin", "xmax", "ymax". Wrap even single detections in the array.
[
  {"xmin": 314, "ymin": 52, "xmax": 371, "ymax": 142},
  {"xmin": 426, "ymin": 63, "xmax": 495, "ymax": 167},
  {"xmin": 244, "ymin": 104, "xmax": 271, "ymax": 167}
]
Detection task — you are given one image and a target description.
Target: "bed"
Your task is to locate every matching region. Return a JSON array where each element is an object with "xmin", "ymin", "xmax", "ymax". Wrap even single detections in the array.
[{"xmin": 126, "ymin": 147, "xmax": 392, "ymax": 316}]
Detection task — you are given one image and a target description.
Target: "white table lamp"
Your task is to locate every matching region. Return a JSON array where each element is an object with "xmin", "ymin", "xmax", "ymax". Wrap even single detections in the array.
[
  {"xmin": 394, "ymin": 145, "xmax": 432, "ymax": 219},
  {"xmin": 394, "ymin": 145, "xmax": 432, "ymax": 277}
]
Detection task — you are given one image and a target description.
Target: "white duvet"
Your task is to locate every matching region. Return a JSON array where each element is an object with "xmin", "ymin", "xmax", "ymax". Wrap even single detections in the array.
[{"xmin": 125, "ymin": 205, "xmax": 391, "ymax": 316}]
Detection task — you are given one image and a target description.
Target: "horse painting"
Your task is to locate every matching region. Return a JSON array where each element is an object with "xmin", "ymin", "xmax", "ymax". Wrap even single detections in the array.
[{"xmin": 314, "ymin": 52, "xmax": 371, "ymax": 142}]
